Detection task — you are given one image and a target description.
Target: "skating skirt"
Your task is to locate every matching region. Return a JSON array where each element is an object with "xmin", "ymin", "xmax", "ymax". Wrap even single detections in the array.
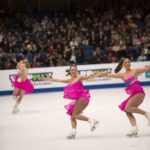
[
  {"xmin": 119, "ymin": 81, "xmax": 145, "ymax": 112},
  {"xmin": 12, "ymin": 74, "xmax": 34, "ymax": 94}
]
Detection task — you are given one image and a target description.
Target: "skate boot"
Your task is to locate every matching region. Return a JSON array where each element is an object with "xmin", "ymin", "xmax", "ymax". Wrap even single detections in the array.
[
  {"xmin": 12, "ymin": 105, "xmax": 19, "ymax": 114},
  {"xmin": 88, "ymin": 118, "xmax": 99, "ymax": 132},
  {"xmin": 126, "ymin": 126, "xmax": 138, "ymax": 137},
  {"xmin": 67, "ymin": 129, "xmax": 77, "ymax": 139},
  {"xmin": 145, "ymin": 112, "xmax": 150, "ymax": 126}
]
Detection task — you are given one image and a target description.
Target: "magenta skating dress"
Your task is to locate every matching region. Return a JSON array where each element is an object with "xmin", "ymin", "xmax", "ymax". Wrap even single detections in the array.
[
  {"xmin": 63, "ymin": 81, "xmax": 90, "ymax": 115},
  {"xmin": 119, "ymin": 75, "xmax": 145, "ymax": 112},
  {"xmin": 12, "ymin": 74, "xmax": 34, "ymax": 94}
]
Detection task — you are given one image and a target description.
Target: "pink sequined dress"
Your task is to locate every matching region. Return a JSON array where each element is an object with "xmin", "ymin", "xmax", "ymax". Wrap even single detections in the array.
[
  {"xmin": 12, "ymin": 73, "xmax": 34, "ymax": 94},
  {"xmin": 63, "ymin": 81, "xmax": 90, "ymax": 115},
  {"xmin": 119, "ymin": 75, "xmax": 145, "ymax": 112}
]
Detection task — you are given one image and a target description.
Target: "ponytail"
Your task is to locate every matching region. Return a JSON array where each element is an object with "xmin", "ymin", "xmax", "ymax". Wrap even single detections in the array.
[
  {"xmin": 115, "ymin": 58, "xmax": 125, "ymax": 73},
  {"xmin": 66, "ymin": 69, "xmax": 70, "ymax": 76}
]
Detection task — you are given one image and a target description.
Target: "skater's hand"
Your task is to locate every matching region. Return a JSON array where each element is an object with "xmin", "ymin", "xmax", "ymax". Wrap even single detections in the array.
[
  {"xmin": 90, "ymin": 72, "xmax": 108, "ymax": 78},
  {"xmin": 99, "ymin": 72, "xmax": 108, "ymax": 77}
]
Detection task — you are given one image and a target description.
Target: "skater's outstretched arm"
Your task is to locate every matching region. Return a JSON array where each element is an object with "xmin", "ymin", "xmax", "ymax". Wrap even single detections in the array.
[
  {"xmin": 88, "ymin": 69, "xmax": 123, "ymax": 79},
  {"xmin": 41, "ymin": 77, "xmax": 70, "ymax": 83},
  {"xmin": 134, "ymin": 66, "xmax": 150, "ymax": 74},
  {"xmin": 107, "ymin": 73, "xmax": 123, "ymax": 79},
  {"xmin": 79, "ymin": 72, "xmax": 108, "ymax": 81}
]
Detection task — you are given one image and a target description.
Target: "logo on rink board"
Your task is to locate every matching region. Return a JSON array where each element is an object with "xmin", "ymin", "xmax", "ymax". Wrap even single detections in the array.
[
  {"xmin": 29, "ymin": 72, "xmax": 53, "ymax": 81},
  {"xmin": 145, "ymin": 71, "xmax": 150, "ymax": 78},
  {"xmin": 9, "ymin": 68, "xmax": 112, "ymax": 87},
  {"xmin": 9, "ymin": 72, "xmax": 53, "ymax": 87},
  {"xmin": 78, "ymin": 68, "xmax": 112, "ymax": 75},
  {"xmin": 145, "ymin": 66, "xmax": 150, "ymax": 78},
  {"xmin": 77, "ymin": 68, "xmax": 112, "ymax": 82}
]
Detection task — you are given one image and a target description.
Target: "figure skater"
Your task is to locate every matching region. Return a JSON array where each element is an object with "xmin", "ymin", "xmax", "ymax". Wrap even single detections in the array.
[
  {"xmin": 12, "ymin": 60, "xmax": 34, "ymax": 114},
  {"xmin": 42, "ymin": 64, "xmax": 107, "ymax": 139},
  {"xmin": 97, "ymin": 58, "xmax": 150, "ymax": 137}
]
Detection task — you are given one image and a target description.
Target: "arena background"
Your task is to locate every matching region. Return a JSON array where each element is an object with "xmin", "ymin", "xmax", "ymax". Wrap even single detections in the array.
[
  {"xmin": 0, "ymin": 0, "xmax": 150, "ymax": 95},
  {"xmin": 0, "ymin": 1, "xmax": 150, "ymax": 150}
]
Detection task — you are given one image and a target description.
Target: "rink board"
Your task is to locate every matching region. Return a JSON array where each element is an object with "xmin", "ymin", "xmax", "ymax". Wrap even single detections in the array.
[{"xmin": 0, "ymin": 61, "xmax": 150, "ymax": 95}]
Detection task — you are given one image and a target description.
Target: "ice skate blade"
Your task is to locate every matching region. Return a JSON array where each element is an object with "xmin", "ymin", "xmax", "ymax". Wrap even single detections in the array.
[
  {"xmin": 12, "ymin": 109, "xmax": 19, "ymax": 115},
  {"xmin": 126, "ymin": 133, "xmax": 138, "ymax": 138},
  {"xmin": 91, "ymin": 121, "xmax": 99, "ymax": 132},
  {"xmin": 67, "ymin": 135, "xmax": 76, "ymax": 140}
]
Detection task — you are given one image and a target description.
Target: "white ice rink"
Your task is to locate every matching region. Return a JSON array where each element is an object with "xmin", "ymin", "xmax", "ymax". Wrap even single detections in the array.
[{"xmin": 0, "ymin": 87, "xmax": 150, "ymax": 150}]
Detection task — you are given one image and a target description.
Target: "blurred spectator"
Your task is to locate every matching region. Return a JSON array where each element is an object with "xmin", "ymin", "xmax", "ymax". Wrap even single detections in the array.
[
  {"xmin": 0, "ymin": 0, "xmax": 150, "ymax": 70},
  {"xmin": 137, "ymin": 51, "xmax": 148, "ymax": 61}
]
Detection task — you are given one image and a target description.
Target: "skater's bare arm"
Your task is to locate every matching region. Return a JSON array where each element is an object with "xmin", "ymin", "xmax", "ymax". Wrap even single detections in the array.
[
  {"xmin": 134, "ymin": 66, "xmax": 150, "ymax": 74},
  {"xmin": 107, "ymin": 73, "xmax": 123, "ymax": 79},
  {"xmin": 41, "ymin": 77, "xmax": 70, "ymax": 83},
  {"xmin": 79, "ymin": 72, "xmax": 108, "ymax": 81}
]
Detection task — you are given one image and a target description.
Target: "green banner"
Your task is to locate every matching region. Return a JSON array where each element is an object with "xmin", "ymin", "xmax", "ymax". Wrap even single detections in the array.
[{"xmin": 145, "ymin": 71, "xmax": 150, "ymax": 78}]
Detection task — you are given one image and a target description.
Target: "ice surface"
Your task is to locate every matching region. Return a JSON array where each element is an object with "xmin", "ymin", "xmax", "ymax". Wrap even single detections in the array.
[{"xmin": 0, "ymin": 87, "xmax": 150, "ymax": 150}]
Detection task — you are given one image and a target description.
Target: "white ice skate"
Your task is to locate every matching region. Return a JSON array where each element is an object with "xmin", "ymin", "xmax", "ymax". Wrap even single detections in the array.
[
  {"xmin": 12, "ymin": 106, "xmax": 19, "ymax": 114},
  {"xmin": 67, "ymin": 129, "xmax": 77, "ymax": 139},
  {"xmin": 126, "ymin": 126, "xmax": 138, "ymax": 137},
  {"xmin": 145, "ymin": 112, "xmax": 150, "ymax": 126},
  {"xmin": 88, "ymin": 119, "xmax": 99, "ymax": 132}
]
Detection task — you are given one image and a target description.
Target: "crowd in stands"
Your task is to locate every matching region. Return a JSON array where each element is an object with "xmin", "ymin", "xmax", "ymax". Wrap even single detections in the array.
[{"xmin": 0, "ymin": 1, "xmax": 150, "ymax": 69}]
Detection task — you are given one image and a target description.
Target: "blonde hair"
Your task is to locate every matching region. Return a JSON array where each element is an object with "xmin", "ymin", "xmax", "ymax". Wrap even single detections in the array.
[{"xmin": 20, "ymin": 60, "xmax": 30, "ymax": 69}]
